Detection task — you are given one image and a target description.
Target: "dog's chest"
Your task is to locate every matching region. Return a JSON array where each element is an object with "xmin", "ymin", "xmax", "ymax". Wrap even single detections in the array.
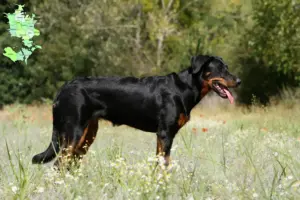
[{"xmin": 177, "ymin": 113, "xmax": 190, "ymax": 127}]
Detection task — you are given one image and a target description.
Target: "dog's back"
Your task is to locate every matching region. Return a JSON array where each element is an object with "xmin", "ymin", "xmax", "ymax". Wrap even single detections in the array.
[{"xmin": 56, "ymin": 75, "xmax": 179, "ymax": 132}]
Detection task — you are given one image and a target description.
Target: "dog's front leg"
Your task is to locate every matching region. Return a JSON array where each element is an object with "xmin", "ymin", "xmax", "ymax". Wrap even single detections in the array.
[{"xmin": 156, "ymin": 129, "xmax": 174, "ymax": 167}]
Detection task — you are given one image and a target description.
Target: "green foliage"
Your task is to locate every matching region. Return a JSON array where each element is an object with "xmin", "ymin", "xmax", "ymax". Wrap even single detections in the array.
[
  {"xmin": 251, "ymin": 0, "xmax": 300, "ymax": 75},
  {"xmin": 0, "ymin": 0, "xmax": 299, "ymax": 105},
  {"xmin": 237, "ymin": 0, "xmax": 300, "ymax": 104}
]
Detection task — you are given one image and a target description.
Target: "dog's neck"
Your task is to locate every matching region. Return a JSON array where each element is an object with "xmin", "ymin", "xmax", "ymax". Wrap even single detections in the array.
[{"xmin": 177, "ymin": 67, "xmax": 211, "ymax": 112}]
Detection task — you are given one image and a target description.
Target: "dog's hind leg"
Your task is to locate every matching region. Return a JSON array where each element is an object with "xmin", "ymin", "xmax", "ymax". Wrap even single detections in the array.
[
  {"xmin": 53, "ymin": 124, "xmax": 85, "ymax": 170},
  {"xmin": 73, "ymin": 119, "xmax": 99, "ymax": 161},
  {"xmin": 54, "ymin": 120, "xmax": 99, "ymax": 170}
]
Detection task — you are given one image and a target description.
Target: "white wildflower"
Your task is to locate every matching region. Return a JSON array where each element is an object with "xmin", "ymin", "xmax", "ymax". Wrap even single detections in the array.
[
  {"xmin": 35, "ymin": 187, "xmax": 44, "ymax": 193},
  {"xmin": 110, "ymin": 162, "xmax": 117, "ymax": 167},
  {"xmin": 147, "ymin": 157, "xmax": 157, "ymax": 162},
  {"xmin": 187, "ymin": 195, "xmax": 194, "ymax": 200},
  {"xmin": 103, "ymin": 183, "xmax": 109, "ymax": 189},
  {"xmin": 129, "ymin": 170, "xmax": 134, "ymax": 176},
  {"xmin": 55, "ymin": 180, "xmax": 65, "ymax": 185},
  {"xmin": 74, "ymin": 196, "xmax": 82, "ymax": 200},
  {"xmin": 11, "ymin": 186, "xmax": 18, "ymax": 194},
  {"xmin": 118, "ymin": 157, "xmax": 125, "ymax": 162},
  {"xmin": 171, "ymin": 145, "xmax": 178, "ymax": 151},
  {"xmin": 292, "ymin": 181, "xmax": 300, "ymax": 188},
  {"xmin": 66, "ymin": 173, "xmax": 74, "ymax": 179},
  {"xmin": 157, "ymin": 173, "xmax": 163, "ymax": 180},
  {"xmin": 253, "ymin": 193, "xmax": 258, "ymax": 198},
  {"xmin": 288, "ymin": 175, "xmax": 293, "ymax": 180},
  {"xmin": 73, "ymin": 176, "xmax": 79, "ymax": 182},
  {"xmin": 90, "ymin": 150, "xmax": 96, "ymax": 155},
  {"xmin": 158, "ymin": 156, "xmax": 166, "ymax": 166}
]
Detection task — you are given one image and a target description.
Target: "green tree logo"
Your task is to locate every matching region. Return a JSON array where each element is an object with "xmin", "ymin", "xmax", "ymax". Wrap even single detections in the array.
[{"xmin": 3, "ymin": 5, "xmax": 41, "ymax": 64}]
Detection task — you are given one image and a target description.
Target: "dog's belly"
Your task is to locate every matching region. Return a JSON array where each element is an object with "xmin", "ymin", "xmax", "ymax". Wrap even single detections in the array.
[{"xmin": 103, "ymin": 111, "xmax": 158, "ymax": 133}]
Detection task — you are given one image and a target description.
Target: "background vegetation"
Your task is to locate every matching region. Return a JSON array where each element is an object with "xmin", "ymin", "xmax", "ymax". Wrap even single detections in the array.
[
  {"xmin": 1, "ymin": 1, "xmax": 300, "ymax": 199},
  {"xmin": 1, "ymin": 104, "xmax": 300, "ymax": 199},
  {"xmin": 0, "ymin": 0, "xmax": 300, "ymax": 105}
]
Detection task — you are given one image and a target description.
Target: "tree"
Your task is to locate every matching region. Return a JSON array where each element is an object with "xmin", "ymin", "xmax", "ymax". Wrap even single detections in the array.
[{"xmin": 237, "ymin": 0, "xmax": 300, "ymax": 104}]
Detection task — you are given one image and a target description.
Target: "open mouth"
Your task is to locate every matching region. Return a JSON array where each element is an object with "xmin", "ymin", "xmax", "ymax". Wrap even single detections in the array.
[{"xmin": 212, "ymin": 83, "xmax": 234, "ymax": 104}]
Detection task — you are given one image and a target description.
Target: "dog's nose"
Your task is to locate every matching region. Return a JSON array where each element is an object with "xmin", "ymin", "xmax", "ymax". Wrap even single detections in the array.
[{"xmin": 236, "ymin": 78, "xmax": 241, "ymax": 86}]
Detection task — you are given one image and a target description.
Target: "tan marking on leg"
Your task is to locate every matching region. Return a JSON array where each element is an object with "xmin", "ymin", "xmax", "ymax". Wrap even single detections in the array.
[
  {"xmin": 55, "ymin": 120, "xmax": 99, "ymax": 170},
  {"xmin": 77, "ymin": 125, "xmax": 89, "ymax": 149},
  {"xmin": 164, "ymin": 155, "xmax": 170, "ymax": 166},
  {"xmin": 54, "ymin": 145, "xmax": 73, "ymax": 170},
  {"xmin": 156, "ymin": 136, "xmax": 171, "ymax": 167},
  {"xmin": 156, "ymin": 136, "xmax": 163, "ymax": 156},
  {"xmin": 74, "ymin": 120, "xmax": 98, "ymax": 155}
]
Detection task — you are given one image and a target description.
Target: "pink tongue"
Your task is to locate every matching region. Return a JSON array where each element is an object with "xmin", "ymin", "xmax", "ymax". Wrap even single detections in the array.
[{"xmin": 223, "ymin": 89, "xmax": 234, "ymax": 104}]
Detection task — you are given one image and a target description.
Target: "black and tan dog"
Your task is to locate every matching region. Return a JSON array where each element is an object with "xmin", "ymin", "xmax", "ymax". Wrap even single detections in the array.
[{"xmin": 32, "ymin": 55, "xmax": 241, "ymax": 169}]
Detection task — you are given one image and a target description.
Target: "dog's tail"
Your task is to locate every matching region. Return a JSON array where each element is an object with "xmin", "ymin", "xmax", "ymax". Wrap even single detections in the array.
[{"xmin": 32, "ymin": 130, "xmax": 61, "ymax": 164}]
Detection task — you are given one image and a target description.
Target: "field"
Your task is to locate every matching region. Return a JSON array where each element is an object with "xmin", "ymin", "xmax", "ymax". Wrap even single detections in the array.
[{"xmin": 1, "ymin": 100, "xmax": 300, "ymax": 200}]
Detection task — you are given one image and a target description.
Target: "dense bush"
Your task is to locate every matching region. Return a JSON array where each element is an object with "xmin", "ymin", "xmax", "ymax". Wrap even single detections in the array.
[{"xmin": 236, "ymin": 0, "xmax": 300, "ymax": 104}]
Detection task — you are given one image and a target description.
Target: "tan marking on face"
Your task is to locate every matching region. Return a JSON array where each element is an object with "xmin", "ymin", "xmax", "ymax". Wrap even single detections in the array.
[
  {"xmin": 207, "ymin": 77, "xmax": 237, "ymax": 88},
  {"xmin": 225, "ymin": 80, "xmax": 237, "ymax": 87}
]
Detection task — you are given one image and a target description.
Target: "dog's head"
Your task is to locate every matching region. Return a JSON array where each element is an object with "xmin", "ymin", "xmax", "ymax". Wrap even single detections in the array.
[{"xmin": 190, "ymin": 55, "xmax": 241, "ymax": 104}]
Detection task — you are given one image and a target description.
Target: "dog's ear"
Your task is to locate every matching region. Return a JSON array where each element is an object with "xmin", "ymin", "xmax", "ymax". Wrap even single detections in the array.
[{"xmin": 191, "ymin": 55, "xmax": 212, "ymax": 74}]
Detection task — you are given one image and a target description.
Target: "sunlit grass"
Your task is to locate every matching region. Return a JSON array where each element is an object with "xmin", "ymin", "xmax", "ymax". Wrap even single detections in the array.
[{"xmin": 1, "ymin": 102, "xmax": 300, "ymax": 199}]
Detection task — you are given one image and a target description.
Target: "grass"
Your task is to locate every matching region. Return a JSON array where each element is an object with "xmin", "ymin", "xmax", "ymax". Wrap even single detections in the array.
[{"xmin": 1, "ymin": 101, "xmax": 300, "ymax": 200}]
